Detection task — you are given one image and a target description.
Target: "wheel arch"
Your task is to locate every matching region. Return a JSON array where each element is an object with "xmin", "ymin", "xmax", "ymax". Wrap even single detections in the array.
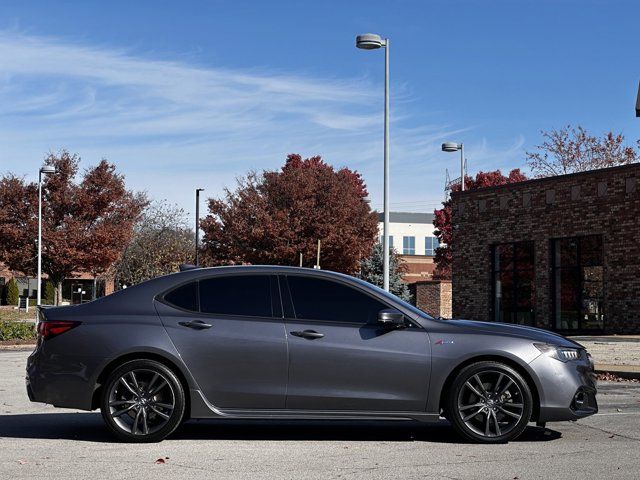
[
  {"xmin": 91, "ymin": 351, "xmax": 192, "ymax": 418},
  {"xmin": 438, "ymin": 355, "xmax": 541, "ymax": 422}
]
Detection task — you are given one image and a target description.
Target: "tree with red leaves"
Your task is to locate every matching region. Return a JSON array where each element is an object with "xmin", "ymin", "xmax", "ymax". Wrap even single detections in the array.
[
  {"xmin": 433, "ymin": 169, "xmax": 528, "ymax": 279},
  {"xmin": 201, "ymin": 154, "xmax": 378, "ymax": 274},
  {"xmin": 0, "ymin": 151, "xmax": 147, "ymax": 304},
  {"xmin": 526, "ymin": 125, "xmax": 639, "ymax": 178}
]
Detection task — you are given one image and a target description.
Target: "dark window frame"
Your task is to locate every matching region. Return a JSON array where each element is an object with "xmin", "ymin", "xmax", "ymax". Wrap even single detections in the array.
[
  {"xmin": 491, "ymin": 241, "xmax": 536, "ymax": 327},
  {"xmin": 550, "ymin": 235, "xmax": 605, "ymax": 333}
]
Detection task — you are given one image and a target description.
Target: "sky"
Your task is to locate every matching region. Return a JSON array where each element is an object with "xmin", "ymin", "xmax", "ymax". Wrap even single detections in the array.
[{"xmin": 0, "ymin": 0, "xmax": 638, "ymax": 220}]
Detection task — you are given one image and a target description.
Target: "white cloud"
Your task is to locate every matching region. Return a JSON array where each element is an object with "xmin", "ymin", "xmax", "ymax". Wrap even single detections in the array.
[{"xmin": 0, "ymin": 31, "xmax": 525, "ymax": 215}]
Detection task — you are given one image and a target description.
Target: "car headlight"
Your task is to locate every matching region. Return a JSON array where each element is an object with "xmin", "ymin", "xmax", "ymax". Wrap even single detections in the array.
[{"xmin": 534, "ymin": 343, "xmax": 583, "ymax": 362}]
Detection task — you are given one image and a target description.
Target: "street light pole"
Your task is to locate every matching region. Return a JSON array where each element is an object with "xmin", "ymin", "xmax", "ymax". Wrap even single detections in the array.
[
  {"xmin": 460, "ymin": 143, "xmax": 465, "ymax": 192},
  {"xmin": 442, "ymin": 142, "xmax": 466, "ymax": 192},
  {"xmin": 37, "ymin": 165, "xmax": 56, "ymax": 306},
  {"xmin": 356, "ymin": 33, "xmax": 391, "ymax": 292},
  {"xmin": 195, "ymin": 188, "xmax": 204, "ymax": 266}
]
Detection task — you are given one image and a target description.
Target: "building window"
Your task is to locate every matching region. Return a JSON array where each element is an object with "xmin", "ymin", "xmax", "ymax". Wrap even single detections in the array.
[
  {"xmin": 597, "ymin": 181, "xmax": 608, "ymax": 197},
  {"xmin": 403, "ymin": 236, "xmax": 415, "ymax": 255},
  {"xmin": 425, "ymin": 237, "xmax": 439, "ymax": 256},
  {"xmin": 492, "ymin": 241, "xmax": 535, "ymax": 326},
  {"xmin": 552, "ymin": 235, "xmax": 604, "ymax": 331},
  {"xmin": 379, "ymin": 235, "xmax": 394, "ymax": 250}
]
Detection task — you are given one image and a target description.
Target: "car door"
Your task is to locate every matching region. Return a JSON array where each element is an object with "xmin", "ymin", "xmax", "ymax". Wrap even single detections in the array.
[
  {"xmin": 281, "ymin": 274, "xmax": 431, "ymax": 412},
  {"xmin": 156, "ymin": 274, "xmax": 288, "ymax": 409}
]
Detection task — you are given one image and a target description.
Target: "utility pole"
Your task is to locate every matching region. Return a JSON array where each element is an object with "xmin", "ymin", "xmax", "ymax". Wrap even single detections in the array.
[
  {"xmin": 195, "ymin": 188, "xmax": 204, "ymax": 266},
  {"xmin": 314, "ymin": 239, "xmax": 321, "ymax": 269}
]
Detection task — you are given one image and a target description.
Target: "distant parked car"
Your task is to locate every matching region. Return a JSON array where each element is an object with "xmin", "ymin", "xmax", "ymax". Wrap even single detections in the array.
[{"xmin": 27, "ymin": 266, "xmax": 597, "ymax": 443}]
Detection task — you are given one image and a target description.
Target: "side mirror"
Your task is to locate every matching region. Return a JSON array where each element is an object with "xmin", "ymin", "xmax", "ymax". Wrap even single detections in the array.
[{"xmin": 378, "ymin": 309, "xmax": 406, "ymax": 328}]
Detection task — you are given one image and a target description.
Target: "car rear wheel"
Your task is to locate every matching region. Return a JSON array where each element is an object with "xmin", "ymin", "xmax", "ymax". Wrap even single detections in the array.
[
  {"xmin": 100, "ymin": 359, "xmax": 185, "ymax": 443},
  {"xmin": 446, "ymin": 361, "xmax": 533, "ymax": 443}
]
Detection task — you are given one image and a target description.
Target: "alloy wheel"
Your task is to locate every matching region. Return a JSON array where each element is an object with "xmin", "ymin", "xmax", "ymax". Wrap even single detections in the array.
[
  {"xmin": 456, "ymin": 370, "xmax": 525, "ymax": 438},
  {"xmin": 107, "ymin": 369, "xmax": 176, "ymax": 436}
]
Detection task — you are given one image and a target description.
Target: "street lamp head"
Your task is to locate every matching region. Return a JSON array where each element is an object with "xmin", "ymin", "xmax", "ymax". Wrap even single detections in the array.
[
  {"xmin": 442, "ymin": 142, "xmax": 462, "ymax": 153},
  {"xmin": 40, "ymin": 165, "xmax": 56, "ymax": 175},
  {"xmin": 356, "ymin": 33, "xmax": 385, "ymax": 50},
  {"xmin": 196, "ymin": 188, "xmax": 205, "ymax": 192}
]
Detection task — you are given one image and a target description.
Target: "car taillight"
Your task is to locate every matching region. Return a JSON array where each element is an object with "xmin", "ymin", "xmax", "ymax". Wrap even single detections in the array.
[{"xmin": 37, "ymin": 321, "xmax": 81, "ymax": 340}]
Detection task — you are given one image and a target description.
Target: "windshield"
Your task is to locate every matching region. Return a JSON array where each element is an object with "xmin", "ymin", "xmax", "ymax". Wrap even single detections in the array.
[{"xmin": 349, "ymin": 276, "xmax": 434, "ymax": 319}]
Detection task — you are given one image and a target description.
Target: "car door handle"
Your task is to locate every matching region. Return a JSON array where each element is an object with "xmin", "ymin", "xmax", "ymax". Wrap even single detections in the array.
[
  {"xmin": 178, "ymin": 320, "xmax": 212, "ymax": 329},
  {"xmin": 290, "ymin": 330, "xmax": 324, "ymax": 339}
]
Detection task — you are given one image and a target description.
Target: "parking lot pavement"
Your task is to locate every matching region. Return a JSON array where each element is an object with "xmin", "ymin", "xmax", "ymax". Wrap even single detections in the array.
[{"xmin": 1, "ymin": 349, "xmax": 639, "ymax": 480}]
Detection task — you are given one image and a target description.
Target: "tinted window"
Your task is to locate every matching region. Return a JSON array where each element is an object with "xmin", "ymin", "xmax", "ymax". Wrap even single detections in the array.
[
  {"xmin": 199, "ymin": 275, "xmax": 272, "ymax": 317},
  {"xmin": 164, "ymin": 282, "xmax": 198, "ymax": 311},
  {"xmin": 287, "ymin": 276, "xmax": 387, "ymax": 324}
]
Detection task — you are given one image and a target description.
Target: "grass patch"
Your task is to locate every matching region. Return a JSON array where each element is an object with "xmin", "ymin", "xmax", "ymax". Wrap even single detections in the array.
[
  {"xmin": 0, "ymin": 321, "xmax": 36, "ymax": 341},
  {"xmin": 0, "ymin": 308, "xmax": 35, "ymax": 322}
]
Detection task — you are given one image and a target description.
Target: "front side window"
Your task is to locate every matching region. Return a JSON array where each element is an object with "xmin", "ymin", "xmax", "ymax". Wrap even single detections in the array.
[
  {"xmin": 552, "ymin": 235, "xmax": 604, "ymax": 331},
  {"xmin": 287, "ymin": 276, "xmax": 387, "ymax": 324},
  {"xmin": 403, "ymin": 236, "xmax": 415, "ymax": 255},
  {"xmin": 492, "ymin": 241, "xmax": 535, "ymax": 326},
  {"xmin": 164, "ymin": 282, "xmax": 198, "ymax": 311},
  {"xmin": 199, "ymin": 275, "xmax": 273, "ymax": 317},
  {"xmin": 425, "ymin": 237, "xmax": 439, "ymax": 256}
]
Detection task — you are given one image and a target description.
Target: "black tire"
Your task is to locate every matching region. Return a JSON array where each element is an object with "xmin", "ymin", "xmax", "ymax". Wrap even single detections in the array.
[
  {"xmin": 446, "ymin": 361, "xmax": 533, "ymax": 444},
  {"xmin": 100, "ymin": 359, "xmax": 185, "ymax": 443}
]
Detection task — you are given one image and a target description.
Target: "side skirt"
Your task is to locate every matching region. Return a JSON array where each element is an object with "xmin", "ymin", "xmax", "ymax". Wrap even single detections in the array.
[{"xmin": 188, "ymin": 389, "xmax": 440, "ymax": 423}]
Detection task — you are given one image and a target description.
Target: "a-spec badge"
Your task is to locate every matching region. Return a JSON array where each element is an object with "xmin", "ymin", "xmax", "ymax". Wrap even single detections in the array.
[{"xmin": 435, "ymin": 339, "xmax": 454, "ymax": 345}]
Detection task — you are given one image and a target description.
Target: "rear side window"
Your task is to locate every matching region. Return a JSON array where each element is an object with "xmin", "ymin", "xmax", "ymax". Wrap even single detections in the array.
[
  {"xmin": 286, "ymin": 276, "xmax": 387, "ymax": 324},
  {"xmin": 164, "ymin": 282, "xmax": 198, "ymax": 311},
  {"xmin": 199, "ymin": 275, "xmax": 272, "ymax": 317}
]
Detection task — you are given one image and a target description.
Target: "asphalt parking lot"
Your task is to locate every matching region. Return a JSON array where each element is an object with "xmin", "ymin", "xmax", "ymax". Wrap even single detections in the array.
[{"xmin": 1, "ymin": 349, "xmax": 639, "ymax": 480}]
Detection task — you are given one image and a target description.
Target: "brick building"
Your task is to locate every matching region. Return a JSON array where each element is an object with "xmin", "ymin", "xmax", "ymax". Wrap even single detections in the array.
[
  {"xmin": 377, "ymin": 212, "xmax": 439, "ymax": 283},
  {"xmin": 451, "ymin": 163, "xmax": 640, "ymax": 334}
]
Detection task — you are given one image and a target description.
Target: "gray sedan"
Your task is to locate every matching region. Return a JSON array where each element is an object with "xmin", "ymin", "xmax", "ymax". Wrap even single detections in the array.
[{"xmin": 26, "ymin": 266, "xmax": 597, "ymax": 443}]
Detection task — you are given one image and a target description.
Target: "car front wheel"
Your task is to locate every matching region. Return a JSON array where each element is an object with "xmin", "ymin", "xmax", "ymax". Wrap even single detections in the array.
[
  {"xmin": 100, "ymin": 359, "xmax": 185, "ymax": 443},
  {"xmin": 446, "ymin": 361, "xmax": 533, "ymax": 443}
]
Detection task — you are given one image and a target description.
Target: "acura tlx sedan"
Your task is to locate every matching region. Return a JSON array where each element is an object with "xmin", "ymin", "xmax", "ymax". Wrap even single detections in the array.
[{"xmin": 27, "ymin": 266, "xmax": 597, "ymax": 443}]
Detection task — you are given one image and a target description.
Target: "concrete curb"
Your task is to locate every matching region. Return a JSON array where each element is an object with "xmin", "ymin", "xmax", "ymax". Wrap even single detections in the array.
[
  {"xmin": 0, "ymin": 343, "xmax": 36, "ymax": 351},
  {"xmin": 595, "ymin": 364, "xmax": 640, "ymax": 380}
]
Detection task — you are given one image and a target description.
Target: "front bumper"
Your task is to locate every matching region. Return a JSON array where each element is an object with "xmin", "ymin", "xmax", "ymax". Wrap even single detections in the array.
[{"xmin": 530, "ymin": 351, "xmax": 598, "ymax": 422}]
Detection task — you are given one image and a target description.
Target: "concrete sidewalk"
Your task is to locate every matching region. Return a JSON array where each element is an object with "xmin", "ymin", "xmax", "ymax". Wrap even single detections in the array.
[{"xmin": 569, "ymin": 336, "xmax": 640, "ymax": 379}]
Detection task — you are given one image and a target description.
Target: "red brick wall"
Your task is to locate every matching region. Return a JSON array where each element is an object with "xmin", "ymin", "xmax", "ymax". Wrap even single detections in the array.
[
  {"xmin": 450, "ymin": 163, "xmax": 640, "ymax": 334},
  {"xmin": 411, "ymin": 280, "xmax": 452, "ymax": 318}
]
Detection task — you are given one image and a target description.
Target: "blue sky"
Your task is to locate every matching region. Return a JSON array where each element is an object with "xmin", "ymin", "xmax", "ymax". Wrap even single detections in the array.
[{"xmin": 1, "ymin": 0, "xmax": 638, "ymax": 218}]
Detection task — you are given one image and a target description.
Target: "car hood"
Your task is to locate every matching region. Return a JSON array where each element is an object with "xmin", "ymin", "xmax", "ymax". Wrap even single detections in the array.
[{"xmin": 446, "ymin": 319, "xmax": 582, "ymax": 348}]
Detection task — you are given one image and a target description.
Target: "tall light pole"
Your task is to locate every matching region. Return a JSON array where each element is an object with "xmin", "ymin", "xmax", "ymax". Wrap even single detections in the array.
[
  {"xmin": 442, "ymin": 142, "xmax": 465, "ymax": 191},
  {"xmin": 356, "ymin": 32, "xmax": 391, "ymax": 292},
  {"xmin": 195, "ymin": 188, "xmax": 205, "ymax": 266},
  {"xmin": 37, "ymin": 165, "xmax": 56, "ymax": 306}
]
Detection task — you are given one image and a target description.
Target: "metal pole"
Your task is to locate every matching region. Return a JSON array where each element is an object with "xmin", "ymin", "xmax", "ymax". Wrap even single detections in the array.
[
  {"xmin": 195, "ymin": 188, "xmax": 203, "ymax": 266},
  {"xmin": 382, "ymin": 38, "xmax": 390, "ymax": 292},
  {"xmin": 460, "ymin": 143, "xmax": 465, "ymax": 192},
  {"xmin": 37, "ymin": 170, "xmax": 43, "ymax": 306}
]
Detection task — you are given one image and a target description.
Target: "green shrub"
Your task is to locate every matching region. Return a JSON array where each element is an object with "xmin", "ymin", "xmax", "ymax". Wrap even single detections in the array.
[
  {"xmin": 0, "ymin": 321, "xmax": 36, "ymax": 341},
  {"xmin": 6, "ymin": 278, "xmax": 19, "ymax": 306},
  {"xmin": 44, "ymin": 280, "xmax": 56, "ymax": 305}
]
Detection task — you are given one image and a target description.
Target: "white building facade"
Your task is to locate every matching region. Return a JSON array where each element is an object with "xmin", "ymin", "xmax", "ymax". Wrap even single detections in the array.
[{"xmin": 377, "ymin": 212, "xmax": 440, "ymax": 282}]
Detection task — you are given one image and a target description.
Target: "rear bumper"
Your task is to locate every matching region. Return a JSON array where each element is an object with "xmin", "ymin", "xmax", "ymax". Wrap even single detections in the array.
[
  {"xmin": 530, "ymin": 352, "xmax": 598, "ymax": 422},
  {"xmin": 26, "ymin": 345, "xmax": 104, "ymax": 410}
]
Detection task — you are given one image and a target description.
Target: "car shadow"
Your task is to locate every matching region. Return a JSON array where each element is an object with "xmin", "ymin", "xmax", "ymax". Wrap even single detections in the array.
[{"xmin": 0, "ymin": 412, "xmax": 562, "ymax": 443}]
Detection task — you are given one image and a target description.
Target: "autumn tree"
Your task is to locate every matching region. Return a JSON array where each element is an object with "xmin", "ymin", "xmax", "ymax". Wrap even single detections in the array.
[
  {"xmin": 358, "ymin": 242, "xmax": 411, "ymax": 302},
  {"xmin": 526, "ymin": 125, "xmax": 639, "ymax": 178},
  {"xmin": 0, "ymin": 150, "xmax": 147, "ymax": 304},
  {"xmin": 433, "ymin": 169, "xmax": 528, "ymax": 279},
  {"xmin": 114, "ymin": 201, "xmax": 195, "ymax": 287},
  {"xmin": 201, "ymin": 154, "xmax": 378, "ymax": 274}
]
